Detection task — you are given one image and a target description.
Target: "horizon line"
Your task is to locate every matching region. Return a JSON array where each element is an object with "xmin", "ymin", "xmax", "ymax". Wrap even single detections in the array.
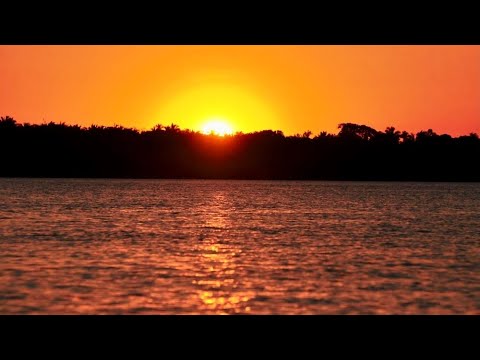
[{"xmin": 2, "ymin": 116, "xmax": 479, "ymax": 138}]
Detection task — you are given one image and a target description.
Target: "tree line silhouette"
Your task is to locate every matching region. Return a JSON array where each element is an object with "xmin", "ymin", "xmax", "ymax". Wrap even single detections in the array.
[{"xmin": 1, "ymin": 116, "xmax": 479, "ymax": 180}]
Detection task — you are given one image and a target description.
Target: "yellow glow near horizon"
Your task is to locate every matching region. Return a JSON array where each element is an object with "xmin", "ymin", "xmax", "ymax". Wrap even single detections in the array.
[
  {"xmin": 154, "ymin": 81, "xmax": 279, "ymax": 134},
  {"xmin": 2, "ymin": 46, "xmax": 480, "ymax": 136},
  {"xmin": 201, "ymin": 119, "xmax": 234, "ymax": 136}
]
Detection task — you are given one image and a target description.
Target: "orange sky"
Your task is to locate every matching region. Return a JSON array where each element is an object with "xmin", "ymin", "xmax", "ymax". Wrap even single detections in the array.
[{"xmin": 1, "ymin": 45, "xmax": 479, "ymax": 136}]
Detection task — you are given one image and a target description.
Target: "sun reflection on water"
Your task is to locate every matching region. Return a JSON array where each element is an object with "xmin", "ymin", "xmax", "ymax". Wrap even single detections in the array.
[
  {"xmin": 192, "ymin": 237, "xmax": 255, "ymax": 314},
  {"xmin": 192, "ymin": 190, "xmax": 255, "ymax": 314}
]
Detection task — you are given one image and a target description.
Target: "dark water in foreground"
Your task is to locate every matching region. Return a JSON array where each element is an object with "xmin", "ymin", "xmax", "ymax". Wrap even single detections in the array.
[{"xmin": 1, "ymin": 178, "xmax": 479, "ymax": 314}]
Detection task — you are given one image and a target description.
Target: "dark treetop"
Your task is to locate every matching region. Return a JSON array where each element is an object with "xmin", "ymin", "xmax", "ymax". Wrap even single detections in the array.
[{"xmin": 1, "ymin": 116, "xmax": 479, "ymax": 181}]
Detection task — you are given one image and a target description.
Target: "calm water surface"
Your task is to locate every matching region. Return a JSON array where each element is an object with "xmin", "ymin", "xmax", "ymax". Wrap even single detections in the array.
[{"xmin": 1, "ymin": 178, "xmax": 479, "ymax": 314}]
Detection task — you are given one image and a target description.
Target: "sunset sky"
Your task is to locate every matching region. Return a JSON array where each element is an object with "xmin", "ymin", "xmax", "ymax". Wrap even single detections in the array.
[{"xmin": 1, "ymin": 45, "xmax": 479, "ymax": 136}]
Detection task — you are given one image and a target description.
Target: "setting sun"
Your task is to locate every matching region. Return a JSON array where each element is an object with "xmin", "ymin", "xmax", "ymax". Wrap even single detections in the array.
[
  {"xmin": 1, "ymin": 44, "xmax": 480, "ymax": 316},
  {"xmin": 201, "ymin": 119, "xmax": 234, "ymax": 136}
]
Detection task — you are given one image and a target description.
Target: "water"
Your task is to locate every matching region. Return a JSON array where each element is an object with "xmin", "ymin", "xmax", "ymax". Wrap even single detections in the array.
[{"xmin": 1, "ymin": 178, "xmax": 479, "ymax": 314}]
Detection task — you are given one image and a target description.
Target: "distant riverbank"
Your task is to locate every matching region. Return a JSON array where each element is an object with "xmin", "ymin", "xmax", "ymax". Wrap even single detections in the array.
[{"xmin": 2, "ymin": 117, "xmax": 479, "ymax": 181}]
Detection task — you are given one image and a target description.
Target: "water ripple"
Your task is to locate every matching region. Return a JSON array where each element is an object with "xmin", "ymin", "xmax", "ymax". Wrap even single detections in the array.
[{"xmin": 0, "ymin": 179, "xmax": 479, "ymax": 314}]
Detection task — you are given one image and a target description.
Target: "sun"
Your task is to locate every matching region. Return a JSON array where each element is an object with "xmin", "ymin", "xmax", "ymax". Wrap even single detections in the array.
[{"xmin": 201, "ymin": 119, "xmax": 234, "ymax": 136}]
